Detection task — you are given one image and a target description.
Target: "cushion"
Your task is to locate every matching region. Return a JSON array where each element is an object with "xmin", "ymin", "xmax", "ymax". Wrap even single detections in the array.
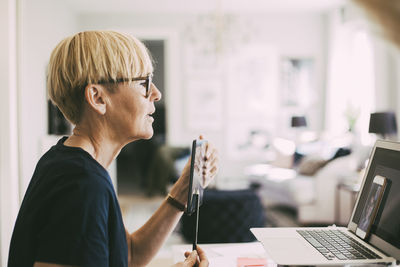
[{"xmin": 297, "ymin": 156, "xmax": 329, "ymax": 176}]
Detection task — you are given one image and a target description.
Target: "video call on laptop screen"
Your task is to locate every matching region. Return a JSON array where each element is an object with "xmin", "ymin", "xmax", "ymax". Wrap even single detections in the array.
[{"xmin": 352, "ymin": 147, "xmax": 400, "ymax": 248}]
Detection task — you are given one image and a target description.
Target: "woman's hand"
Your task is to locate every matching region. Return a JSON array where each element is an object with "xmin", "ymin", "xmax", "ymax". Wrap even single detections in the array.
[
  {"xmin": 181, "ymin": 136, "xmax": 218, "ymax": 186},
  {"xmin": 195, "ymin": 139, "xmax": 218, "ymax": 188},
  {"xmin": 170, "ymin": 136, "xmax": 218, "ymax": 205},
  {"xmin": 172, "ymin": 246, "xmax": 209, "ymax": 267}
]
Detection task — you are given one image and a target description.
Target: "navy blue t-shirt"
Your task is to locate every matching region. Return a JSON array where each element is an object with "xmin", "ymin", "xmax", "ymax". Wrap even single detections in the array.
[{"xmin": 8, "ymin": 137, "xmax": 128, "ymax": 267}]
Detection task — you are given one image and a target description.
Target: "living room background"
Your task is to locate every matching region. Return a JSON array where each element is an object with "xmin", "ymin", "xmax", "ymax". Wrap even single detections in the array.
[{"xmin": 2, "ymin": 0, "xmax": 400, "ymax": 265}]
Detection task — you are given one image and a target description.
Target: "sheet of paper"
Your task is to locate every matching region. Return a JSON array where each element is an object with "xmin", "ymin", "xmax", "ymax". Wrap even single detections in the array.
[
  {"xmin": 173, "ymin": 242, "xmax": 273, "ymax": 267},
  {"xmin": 211, "ymin": 242, "xmax": 266, "ymax": 257}
]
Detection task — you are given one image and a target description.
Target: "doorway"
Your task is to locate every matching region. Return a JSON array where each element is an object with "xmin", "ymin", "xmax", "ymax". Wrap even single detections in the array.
[{"xmin": 116, "ymin": 40, "xmax": 167, "ymax": 195}]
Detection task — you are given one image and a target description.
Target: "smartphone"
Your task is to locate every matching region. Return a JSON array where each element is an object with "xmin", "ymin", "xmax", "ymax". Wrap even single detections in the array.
[
  {"xmin": 186, "ymin": 139, "xmax": 207, "ymax": 251},
  {"xmin": 186, "ymin": 139, "xmax": 207, "ymax": 215},
  {"xmin": 356, "ymin": 175, "xmax": 387, "ymax": 239},
  {"xmin": 192, "ymin": 188, "xmax": 200, "ymax": 251}
]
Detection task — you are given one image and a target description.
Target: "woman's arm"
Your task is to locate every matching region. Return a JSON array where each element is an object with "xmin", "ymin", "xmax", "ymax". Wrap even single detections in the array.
[
  {"xmin": 126, "ymin": 161, "xmax": 190, "ymax": 267},
  {"xmin": 127, "ymin": 192, "xmax": 185, "ymax": 266},
  {"xmin": 126, "ymin": 141, "xmax": 218, "ymax": 267}
]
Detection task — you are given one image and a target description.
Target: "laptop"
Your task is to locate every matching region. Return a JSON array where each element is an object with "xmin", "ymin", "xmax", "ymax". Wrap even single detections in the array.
[{"xmin": 251, "ymin": 140, "xmax": 400, "ymax": 265}]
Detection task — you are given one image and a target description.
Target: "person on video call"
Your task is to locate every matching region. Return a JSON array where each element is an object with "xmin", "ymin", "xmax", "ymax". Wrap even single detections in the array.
[
  {"xmin": 8, "ymin": 30, "xmax": 218, "ymax": 267},
  {"xmin": 358, "ymin": 189, "xmax": 379, "ymax": 231}
]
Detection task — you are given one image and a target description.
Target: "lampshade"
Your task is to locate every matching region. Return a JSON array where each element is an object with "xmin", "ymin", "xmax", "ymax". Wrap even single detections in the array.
[
  {"xmin": 368, "ymin": 112, "xmax": 397, "ymax": 136},
  {"xmin": 291, "ymin": 116, "xmax": 307, "ymax": 128}
]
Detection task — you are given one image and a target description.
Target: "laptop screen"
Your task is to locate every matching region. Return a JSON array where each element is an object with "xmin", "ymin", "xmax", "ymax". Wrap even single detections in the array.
[{"xmin": 352, "ymin": 147, "xmax": 400, "ymax": 249}]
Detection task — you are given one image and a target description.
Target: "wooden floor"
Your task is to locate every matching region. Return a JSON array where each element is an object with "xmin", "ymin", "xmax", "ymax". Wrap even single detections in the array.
[{"xmin": 264, "ymin": 205, "xmax": 299, "ymax": 227}]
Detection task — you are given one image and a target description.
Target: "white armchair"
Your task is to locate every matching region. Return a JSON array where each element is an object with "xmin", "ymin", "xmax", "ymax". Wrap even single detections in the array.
[{"xmin": 297, "ymin": 154, "xmax": 361, "ymax": 224}]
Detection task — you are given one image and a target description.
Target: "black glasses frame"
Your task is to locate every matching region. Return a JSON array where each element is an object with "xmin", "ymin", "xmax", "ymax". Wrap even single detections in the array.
[{"xmin": 98, "ymin": 74, "xmax": 153, "ymax": 97}]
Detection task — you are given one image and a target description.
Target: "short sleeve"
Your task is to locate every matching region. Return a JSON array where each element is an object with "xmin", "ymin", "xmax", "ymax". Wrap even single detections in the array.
[{"xmin": 35, "ymin": 174, "xmax": 111, "ymax": 267}]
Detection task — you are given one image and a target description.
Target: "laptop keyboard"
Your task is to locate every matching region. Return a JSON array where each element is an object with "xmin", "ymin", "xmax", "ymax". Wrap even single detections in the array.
[{"xmin": 297, "ymin": 229, "xmax": 382, "ymax": 260}]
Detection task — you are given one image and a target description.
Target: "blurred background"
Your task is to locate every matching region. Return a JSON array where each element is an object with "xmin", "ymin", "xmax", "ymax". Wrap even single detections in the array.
[{"xmin": 2, "ymin": 0, "xmax": 400, "ymax": 265}]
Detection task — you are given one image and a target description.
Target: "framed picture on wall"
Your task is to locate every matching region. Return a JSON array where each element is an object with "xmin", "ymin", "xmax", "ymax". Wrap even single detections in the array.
[
  {"xmin": 185, "ymin": 77, "xmax": 223, "ymax": 131},
  {"xmin": 226, "ymin": 44, "xmax": 279, "ymax": 120},
  {"xmin": 281, "ymin": 58, "xmax": 315, "ymax": 107}
]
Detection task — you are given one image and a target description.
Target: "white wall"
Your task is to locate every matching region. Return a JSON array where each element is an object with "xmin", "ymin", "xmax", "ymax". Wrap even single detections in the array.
[
  {"xmin": 76, "ymin": 12, "xmax": 328, "ymax": 178},
  {"xmin": 375, "ymin": 41, "xmax": 400, "ymax": 132},
  {"xmin": 0, "ymin": 1, "xmax": 76, "ymax": 263},
  {"xmin": 395, "ymin": 52, "xmax": 400, "ymax": 121},
  {"xmin": 19, "ymin": 0, "xmax": 76, "ymax": 195},
  {"xmin": 373, "ymin": 39, "xmax": 400, "ymax": 112},
  {"xmin": 0, "ymin": 0, "xmax": 20, "ymax": 265}
]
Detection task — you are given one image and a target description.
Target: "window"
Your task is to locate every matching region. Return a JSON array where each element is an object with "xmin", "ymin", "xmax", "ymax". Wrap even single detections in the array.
[{"xmin": 326, "ymin": 12, "xmax": 375, "ymax": 145}]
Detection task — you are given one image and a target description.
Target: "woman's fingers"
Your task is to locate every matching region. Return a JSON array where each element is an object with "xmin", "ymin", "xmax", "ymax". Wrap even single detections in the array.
[
  {"xmin": 201, "ymin": 149, "xmax": 218, "ymax": 187},
  {"xmin": 190, "ymin": 136, "xmax": 218, "ymax": 189},
  {"xmin": 196, "ymin": 246, "xmax": 209, "ymax": 267},
  {"xmin": 179, "ymin": 247, "xmax": 209, "ymax": 267},
  {"xmin": 203, "ymin": 142, "xmax": 215, "ymax": 161},
  {"xmin": 183, "ymin": 250, "xmax": 198, "ymax": 266}
]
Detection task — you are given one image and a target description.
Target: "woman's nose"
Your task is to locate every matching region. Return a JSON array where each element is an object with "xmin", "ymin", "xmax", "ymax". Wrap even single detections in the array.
[{"xmin": 150, "ymin": 83, "xmax": 162, "ymax": 102}]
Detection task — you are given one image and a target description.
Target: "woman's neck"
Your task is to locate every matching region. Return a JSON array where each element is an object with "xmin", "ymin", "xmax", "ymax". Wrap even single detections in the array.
[{"xmin": 64, "ymin": 124, "xmax": 122, "ymax": 169}]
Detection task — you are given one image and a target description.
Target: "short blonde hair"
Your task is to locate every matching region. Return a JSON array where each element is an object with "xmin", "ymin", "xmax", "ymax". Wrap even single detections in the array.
[{"xmin": 47, "ymin": 30, "xmax": 153, "ymax": 124}]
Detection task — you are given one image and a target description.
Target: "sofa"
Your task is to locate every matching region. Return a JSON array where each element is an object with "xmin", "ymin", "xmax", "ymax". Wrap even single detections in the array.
[
  {"xmin": 245, "ymin": 141, "xmax": 369, "ymax": 225},
  {"xmin": 181, "ymin": 189, "xmax": 266, "ymax": 243}
]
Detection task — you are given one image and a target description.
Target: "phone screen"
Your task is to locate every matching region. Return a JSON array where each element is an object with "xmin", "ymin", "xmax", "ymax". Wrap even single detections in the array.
[{"xmin": 356, "ymin": 175, "xmax": 387, "ymax": 239}]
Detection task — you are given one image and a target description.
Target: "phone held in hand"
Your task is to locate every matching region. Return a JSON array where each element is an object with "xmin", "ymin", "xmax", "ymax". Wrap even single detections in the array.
[
  {"xmin": 186, "ymin": 139, "xmax": 207, "ymax": 215},
  {"xmin": 356, "ymin": 175, "xmax": 387, "ymax": 239},
  {"xmin": 186, "ymin": 139, "xmax": 207, "ymax": 251}
]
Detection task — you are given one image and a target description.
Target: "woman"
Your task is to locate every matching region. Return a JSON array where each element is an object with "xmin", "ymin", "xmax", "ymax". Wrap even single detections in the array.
[{"xmin": 8, "ymin": 31, "xmax": 218, "ymax": 267}]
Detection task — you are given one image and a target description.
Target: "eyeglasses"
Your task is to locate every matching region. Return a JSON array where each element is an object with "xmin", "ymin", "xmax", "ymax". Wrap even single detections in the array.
[{"xmin": 98, "ymin": 74, "xmax": 153, "ymax": 98}]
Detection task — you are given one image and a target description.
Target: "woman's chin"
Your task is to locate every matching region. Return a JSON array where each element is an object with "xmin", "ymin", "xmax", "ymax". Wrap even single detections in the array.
[
  {"xmin": 140, "ymin": 129, "xmax": 154, "ymax": 140},
  {"xmin": 143, "ymin": 133, "xmax": 153, "ymax": 140},
  {"xmin": 125, "ymin": 125, "xmax": 154, "ymax": 141}
]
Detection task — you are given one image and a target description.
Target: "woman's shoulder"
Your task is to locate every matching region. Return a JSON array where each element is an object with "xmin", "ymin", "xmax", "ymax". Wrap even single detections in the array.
[{"xmin": 36, "ymin": 146, "xmax": 113, "ymax": 190}]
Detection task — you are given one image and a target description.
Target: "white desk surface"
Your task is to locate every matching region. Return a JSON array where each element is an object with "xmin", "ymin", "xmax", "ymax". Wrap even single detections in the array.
[
  {"xmin": 172, "ymin": 242, "xmax": 276, "ymax": 267},
  {"xmin": 172, "ymin": 242, "xmax": 400, "ymax": 267}
]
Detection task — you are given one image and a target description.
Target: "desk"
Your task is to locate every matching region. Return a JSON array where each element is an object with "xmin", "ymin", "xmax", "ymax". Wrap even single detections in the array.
[
  {"xmin": 173, "ymin": 242, "xmax": 276, "ymax": 267},
  {"xmin": 172, "ymin": 242, "xmax": 399, "ymax": 267}
]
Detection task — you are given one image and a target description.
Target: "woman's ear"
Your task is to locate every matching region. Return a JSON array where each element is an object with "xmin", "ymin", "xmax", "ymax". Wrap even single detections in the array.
[{"xmin": 84, "ymin": 84, "xmax": 107, "ymax": 115}]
